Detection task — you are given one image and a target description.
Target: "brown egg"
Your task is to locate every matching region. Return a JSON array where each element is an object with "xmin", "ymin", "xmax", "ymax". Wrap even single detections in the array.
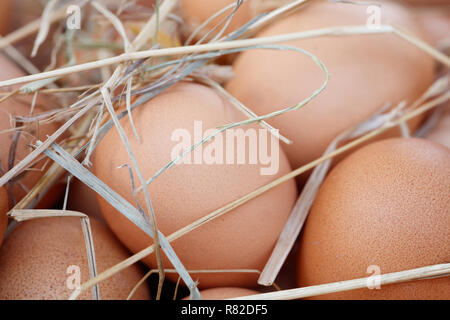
[
  {"xmin": 183, "ymin": 287, "xmax": 259, "ymax": 300},
  {"xmin": 0, "ymin": 187, "xmax": 8, "ymax": 247},
  {"xmin": 137, "ymin": 0, "xmax": 156, "ymax": 7},
  {"xmin": 180, "ymin": 0, "xmax": 252, "ymax": 40},
  {"xmin": 425, "ymin": 104, "xmax": 450, "ymax": 149},
  {"xmin": 0, "ymin": 217, "xmax": 150, "ymax": 299},
  {"xmin": 226, "ymin": 1, "xmax": 434, "ymax": 176},
  {"xmin": 0, "ymin": 52, "xmax": 25, "ymax": 80},
  {"xmin": 297, "ymin": 138, "xmax": 450, "ymax": 299},
  {"xmin": 0, "ymin": 0, "xmax": 11, "ymax": 35},
  {"xmin": 93, "ymin": 81, "xmax": 298, "ymax": 288},
  {"xmin": 401, "ymin": 0, "xmax": 450, "ymax": 6},
  {"xmin": 0, "ymin": 54, "xmax": 61, "ymax": 206},
  {"xmin": 67, "ymin": 178, "xmax": 105, "ymax": 222},
  {"xmin": 415, "ymin": 7, "xmax": 450, "ymax": 47}
]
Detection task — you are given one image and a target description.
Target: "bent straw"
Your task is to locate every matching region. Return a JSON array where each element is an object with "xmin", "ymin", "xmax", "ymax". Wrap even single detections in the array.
[
  {"xmin": 0, "ymin": 92, "xmax": 100, "ymax": 188},
  {"xmin": 0, "ymin": 25, "xmax": 403, "ymax": 88},
  {"xmin": 1, "ymin": 23, "xmax": 447, "ymax": 88}
]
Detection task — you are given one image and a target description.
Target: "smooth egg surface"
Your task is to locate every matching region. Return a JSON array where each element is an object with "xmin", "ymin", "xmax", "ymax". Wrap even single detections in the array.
[
  {"xmin": 297, "ymin": 138, "xmax": 450, "ymax": 299},
  {"xmin": 93, "ymin": 81, "xmax": 298, "ymax": 288},
  {"xmin": 226, "ymin": 1, "xmax": 434, "ymax": 176}
]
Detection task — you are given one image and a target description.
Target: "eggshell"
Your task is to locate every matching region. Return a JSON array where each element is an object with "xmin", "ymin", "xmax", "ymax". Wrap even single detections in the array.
[
  {"xmin": 415, "ymin": 7, "xmax": 450, "ymax": 47},
  {"xmin": 137, "ymin": 0, "xmax": 156, "ymax": 7},
  {"xmin": 183, "ymin": 287, "xmax": 259, "ymax": 300},
  {"xmin": 297, "ymin": 138, "xmax": 450, "ymax": 299},
  {"xmin": 226, "ymin": 1, "xmax": 434, "ymax": 176},
  {"xmin": 67, "ymin": 178, "xmax": 105, "ymax": 222},
  {"xmin": 0, "ymin": 187, "xmax": 8, "ymax": 247},
  {"xmin": 0, "ymin": 52, "xmax": 26, "ymax": 80},
  {"xmin": 424, "ymin": 104, "xmax": 450, "ymax": 149},
  {"xmin": 0, "ymin": 0, "xmax": 11, "ymax": 35},
  {"xmin": 401, "ymin": 0, "xmax": 450, "ymax": 6},
  {"xmin": 0, "ymin": 54, "xmax": 61, "ymax": 205},
  {"xmin": 0, "ymin": 217, "xmax": 150, "ymax": 299},
  {"xmin": 180, "ymin": 0, "xmax": 252, "ymax": 39},
  {"xmin": 93, "ymin": 81, "xmax": 298, "ymax": 288}
]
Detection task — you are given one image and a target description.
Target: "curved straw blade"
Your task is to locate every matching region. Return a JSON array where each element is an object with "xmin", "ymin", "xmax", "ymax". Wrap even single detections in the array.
[{"xmin": 0, "ymin": 25, "xmax": 398, "ymax": 88}]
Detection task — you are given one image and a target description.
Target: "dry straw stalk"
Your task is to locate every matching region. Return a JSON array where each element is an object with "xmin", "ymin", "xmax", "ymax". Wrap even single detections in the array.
[
  {"xmin": 1, "ymin": 23, "xmax": 449, "ymax": 88},
  {"xmin": 232, "ymin": 263, "xmax": 450, "ymax": 300}
]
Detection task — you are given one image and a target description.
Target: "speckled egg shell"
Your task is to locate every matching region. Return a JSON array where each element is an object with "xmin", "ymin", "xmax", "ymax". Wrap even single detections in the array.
[
  {"xmin": 297, "ymin": 138, "xmax": 450, "ymax": 299},
  {"xmin": 0, "ymin": 217, "xmax": 150, "ymax": 300},
  {"xmin": 226, "ymin": 1, "xmax": 434, "ymax": 177},
  {"xmin": 93, "ymin": 81, "xmax": 298, "ymax": 288}
]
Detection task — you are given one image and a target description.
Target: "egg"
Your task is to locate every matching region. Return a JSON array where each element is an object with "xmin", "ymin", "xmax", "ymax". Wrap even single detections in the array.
[
  {"xmin": 425, "ymin": 104, "xmax": 450, "ymax": 149},
  {"xmin": 0, "ymin": 216, "xmax": 150, "ymax": 299},
  {"xmin": 67, "ymin": 178, "xmax": 105, "ymax": 222},
  {"xmin": 0, "ymin": 0, "xmax": 11, "ymax": 35},
  {"xmin": 0, "ymin": 187, "xmax": 8, "ymax": 247},
  {"xmin": 137, "ymin": 0, "xmax": 156, "ymax": 7},
  {"xmin": 415, "ymin": 7, "xmax": 450, "ymax": 47},
  {"xmin": 180, "ymin": 0, "xmax": 252, "ymax": 40},
  {"xmin": 0, "ymin": 53, "xmax": 61, "ymax": 205},
  {"xmin": 226, "ymin": 1, "xmax": 434, "ymax": 176},
  {"xmin": 402, "ymin": 0, "xmax": 450, "ymax": 6},
  {"xmin": 182, "ymin": 287, "xmax": 259, "ymax": 300},
  {"xmin": 93, "ymin": 81, "xmax": 298, "ymax": 288},
  {"xmin": 297, "ymin": 138, "xmax": 450, "ymax": 299}
]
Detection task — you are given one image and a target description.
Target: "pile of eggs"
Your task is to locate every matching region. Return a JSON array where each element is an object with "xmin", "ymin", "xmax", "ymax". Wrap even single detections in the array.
[{"xmin": 0, "ymin": 0, "xmax": 448, "ymax": 300}]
